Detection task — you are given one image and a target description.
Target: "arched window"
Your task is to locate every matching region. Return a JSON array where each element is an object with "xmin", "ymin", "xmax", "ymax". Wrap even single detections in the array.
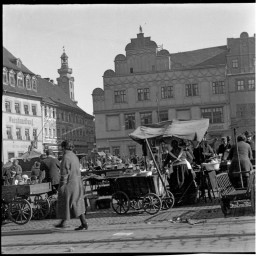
[
  {"xmin": 9, "ymin": 70, "xmax": 16, "ymax": 87},
  {"xmin": 17, "ymin": 72, "xmax": 24, "ymax": 88},
  {"xmin": 3, "ymin": 67, "xmax": 8, "ymax": 85},
  {"xmin": 26, "ymin": 75, "xmax": 31, "ymax": 89}
]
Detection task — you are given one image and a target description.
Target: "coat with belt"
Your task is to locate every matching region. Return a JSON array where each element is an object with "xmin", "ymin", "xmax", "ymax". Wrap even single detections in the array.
[
  {"xmin": 56, "ymin": 150, "xmax": 85, "ymax": 220},
  {"xmin": 228, "ymin": 141, "xmax": 253, "ymax": 177}
]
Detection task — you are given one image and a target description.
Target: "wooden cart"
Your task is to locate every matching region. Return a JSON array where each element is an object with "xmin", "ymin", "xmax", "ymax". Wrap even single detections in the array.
[
  {"xmin": 109, "ymin": 175, "xmax": 175, "ymax": 215},
  {"xmin": 2, "ymin": 183, "xmax": 52, "ymax": 225}
]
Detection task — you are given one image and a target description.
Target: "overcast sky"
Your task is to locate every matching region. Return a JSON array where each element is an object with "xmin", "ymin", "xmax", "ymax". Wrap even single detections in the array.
[{"xmin": 3, "ymin": 4, "xmax": 255, "ymax": 115}]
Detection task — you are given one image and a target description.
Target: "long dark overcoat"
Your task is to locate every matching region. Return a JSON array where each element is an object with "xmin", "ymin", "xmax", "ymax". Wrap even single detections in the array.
[
  {"xmin": 228, "ymin": 141, "xmax": 253, "ymax": 177},
  {"xmin": 56, "ymin": 150, "xmax": 85, "ymax": 220}
]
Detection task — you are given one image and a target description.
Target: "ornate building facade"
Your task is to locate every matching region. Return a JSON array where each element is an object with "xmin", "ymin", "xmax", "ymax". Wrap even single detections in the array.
[
  {"xmin": 2, "ymin": 47, "xmax": 95, "ymax": 163},
  {"xmin": 92, "ymin": 31, "xmax": 255, "ymax": 157}
]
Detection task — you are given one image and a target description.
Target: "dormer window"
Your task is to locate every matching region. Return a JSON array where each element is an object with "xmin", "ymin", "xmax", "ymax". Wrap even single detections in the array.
[
  {"xmin": 9, "ymin": 70, "xmax": 16, "ymax": 87},
  {"xmin": 32, "ymin": 77, "xmax": 37, "ymax": 91},
  {"xmin": 3, "ymin": 68, "xmax": 8, "ymax": 85},
  {"xmin": 16, "ymin": 58, "xmax": 22, "ymax": 68},
  {"xmin": 26, "ymin": 75, "xmax": 31, "ymax": 90},
  {"xmin": 17, "ymin": 72, "xmax": 24, "ymax": 88}
]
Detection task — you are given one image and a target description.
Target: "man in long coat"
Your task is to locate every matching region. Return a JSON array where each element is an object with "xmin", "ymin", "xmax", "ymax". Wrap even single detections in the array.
[{"xmin": 55, "ymin": 140, "xmax": 88, "ymax": 230}]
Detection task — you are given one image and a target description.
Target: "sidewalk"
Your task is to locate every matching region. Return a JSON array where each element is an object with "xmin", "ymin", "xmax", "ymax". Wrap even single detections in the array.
[{"xmin": 2, "ymin": 197, "xmax": 255, "ymax": 236}]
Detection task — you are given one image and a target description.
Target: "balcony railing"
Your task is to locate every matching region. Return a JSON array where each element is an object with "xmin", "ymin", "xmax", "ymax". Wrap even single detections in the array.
[
  {"xmin": 25, "ymin": 136, "xmax": 30, "ymax": 141},
  {"xmin": 7, "ymin": 135, "xmax": 13, "ymax": 140}
]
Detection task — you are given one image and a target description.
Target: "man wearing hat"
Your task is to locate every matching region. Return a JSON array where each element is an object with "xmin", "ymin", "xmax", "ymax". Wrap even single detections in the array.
[{"xmin": 40, "ymin": 149, "xmax": 61, "ymax": 193}]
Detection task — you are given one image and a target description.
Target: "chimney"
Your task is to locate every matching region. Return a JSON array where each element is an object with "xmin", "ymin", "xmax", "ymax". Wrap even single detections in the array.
[{"xmin": 36, "ymin": 74, "xmax": 41, "ymax": 78}]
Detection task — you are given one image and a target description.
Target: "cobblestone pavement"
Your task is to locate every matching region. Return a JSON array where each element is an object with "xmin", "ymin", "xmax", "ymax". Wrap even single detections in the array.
[{"xmin": 1, "ymin": 198, "xmax": 255, "ymax": 254}]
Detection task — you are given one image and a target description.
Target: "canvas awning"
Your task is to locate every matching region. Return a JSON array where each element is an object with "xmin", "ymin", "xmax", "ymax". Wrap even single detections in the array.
[
  {"xmin": 19, "ymin": 149, "xmax": 42, "ymax": 160},
  {"xmin": 129, "ymin": 119, "xmax": 209, "ymax": 143}
]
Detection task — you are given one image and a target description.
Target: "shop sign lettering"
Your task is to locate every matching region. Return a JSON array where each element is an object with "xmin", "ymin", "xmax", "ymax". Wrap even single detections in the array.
[{"xmin": 9, "ymin": 117, "xmax": 34, "ymax": 126}]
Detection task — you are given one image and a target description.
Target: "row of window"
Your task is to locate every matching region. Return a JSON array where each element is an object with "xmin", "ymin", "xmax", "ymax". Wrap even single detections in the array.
[
  {"xmin": 3, "ymin": 67, "xmax": 37, "ymax": 91},
  {"xmin": 231, "ymin": 59, "xmax": 256, "ymax": 69},
  {"xmin": 6, "ymin": 127, "xmax": 37, "ymax": 140},
  {"xmin": 5, "ymin": 101, "xmax": 37, "ymax": 115},
  {"xmin": 114, "ymin": 82, "xmax": 226, "ymax": 103},
  {"xmin": 236, "ymin": 79, "xmax": 255, "ymax": 91},
  {"xmin": 4, "ymin": 101, "xmax": 92, "ymax": 127},
  {"xmin": 123, "ymin": 107, "xmax": 224, "ymax": 130},
  {"xmin": 5, "ymin": 126, "xmax": 95, "ymax": 141}
]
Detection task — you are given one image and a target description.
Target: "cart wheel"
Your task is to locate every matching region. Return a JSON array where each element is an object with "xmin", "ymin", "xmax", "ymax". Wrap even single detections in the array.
[
  {"xmin": 143, "ymin": 193, "xmax": 162, "ymax": 215},
  {"xmin": 32, "ymin": 195, "xmax": 50, "ymax": 220},
  {"xmin": 111, "ymin": 191, "xmax": 130, "ymax": 214},
  {"xmin": 161, "ymin": 190, "xmax": 175, "ymax": 210},
  {"xmin": 8, "ymin": 199, "xmax": 32, "ymax": 225},
  {"xmin": 130, "ymin": 199, "xmax": 143, "ymax": 211}
]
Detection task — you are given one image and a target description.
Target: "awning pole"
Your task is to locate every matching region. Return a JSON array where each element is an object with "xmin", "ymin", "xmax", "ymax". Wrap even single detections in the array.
[{"xmin": 145, "ymin": 138, "xmax": 168, "ymax": 195}]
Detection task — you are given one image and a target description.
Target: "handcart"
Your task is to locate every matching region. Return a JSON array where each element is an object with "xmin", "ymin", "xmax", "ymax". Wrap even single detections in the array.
[
  {"xmin": 2, "ymin": 182, "xmax": 52, "ymax": 225},
  {"xmin": 110, "ymin": 174, "xmax": 175, "ymax": 215}
]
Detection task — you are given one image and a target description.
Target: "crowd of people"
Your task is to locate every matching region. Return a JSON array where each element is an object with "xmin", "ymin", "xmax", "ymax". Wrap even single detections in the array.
[{"xmin": 1, "ymin": 131, "xmax": 255, "ymax": 226}]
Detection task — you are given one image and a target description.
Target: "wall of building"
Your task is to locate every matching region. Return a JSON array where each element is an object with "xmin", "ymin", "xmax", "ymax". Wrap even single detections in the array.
[{"xmin": 2, "ymin": 94, "xmax": 43, "ymax": 163}]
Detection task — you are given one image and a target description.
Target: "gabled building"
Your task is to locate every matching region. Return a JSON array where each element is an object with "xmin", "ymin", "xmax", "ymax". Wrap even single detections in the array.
[
  {"xmin": 92, "ymin": 30, "xmax": 255, "ymax": 157},
  {"xmin": 2, "ymin": 47, "xmax": 95, "ymax": 163}
]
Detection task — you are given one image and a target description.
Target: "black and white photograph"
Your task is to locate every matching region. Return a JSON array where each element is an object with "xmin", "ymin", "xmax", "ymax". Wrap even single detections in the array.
[{"xmin": 2, "ymin": 3, "xmax": 255, "ymax": 254}]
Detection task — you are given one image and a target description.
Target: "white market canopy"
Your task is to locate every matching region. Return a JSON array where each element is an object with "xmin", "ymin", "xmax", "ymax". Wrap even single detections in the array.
[{"xmin": 129, "ymin": 119, "xmax": 209, "ymax": 143}]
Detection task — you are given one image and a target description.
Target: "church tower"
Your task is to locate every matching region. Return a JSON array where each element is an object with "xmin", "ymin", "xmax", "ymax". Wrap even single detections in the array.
[{"xmin": 57, "ymin": 47, "xmax": 76, "ymax": 102}]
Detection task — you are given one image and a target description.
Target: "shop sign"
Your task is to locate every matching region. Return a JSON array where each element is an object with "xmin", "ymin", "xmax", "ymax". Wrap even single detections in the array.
[{"xmin": 8, "ymin": 116, "xmax": 34, "ymax": 126}]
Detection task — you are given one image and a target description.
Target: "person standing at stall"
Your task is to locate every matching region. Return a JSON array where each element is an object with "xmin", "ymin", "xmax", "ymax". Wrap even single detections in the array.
[
  {"xmin": 217, "ymin": 137, "xmax": 231, "ymax": 160},
  {"xmin": 227, "ymin": 134, "xmax": 253, "ymax": 188},
  {"xmin": 55, "ymin": 140, "xmax": 88, "ymax": 230},
  {"xmin": 244, "ymin": 131, "xmax": 255, "ymax": 159},
  {"xmin": 40, "ymin": 149, "xmax": 60, "ymax": 194},
  {"xmin": 163, "ymin": 139, "xmax": 197, "ymax": 204},
  {"xmin": 193, "ymin": 137, "xmax": 214, "ymax": 165}
]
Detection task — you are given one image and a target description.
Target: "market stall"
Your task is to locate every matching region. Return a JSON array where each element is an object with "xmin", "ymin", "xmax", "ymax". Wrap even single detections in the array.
[{"xmin": 129, "ymin": 119, "xmax": 210, "ymax": 205}]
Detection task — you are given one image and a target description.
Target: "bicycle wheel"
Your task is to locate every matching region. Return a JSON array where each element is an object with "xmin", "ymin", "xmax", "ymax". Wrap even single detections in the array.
[
  {"xmin": 111, "ymin": 191, "xmax": 130, "ymax": 214},
  {"xmin": 8, "ymin": 198, "xmax": 32, "ymax": 225},
  {"xmin": 143, "ymin": 193, "xmax": 162, "ymax": 215}
]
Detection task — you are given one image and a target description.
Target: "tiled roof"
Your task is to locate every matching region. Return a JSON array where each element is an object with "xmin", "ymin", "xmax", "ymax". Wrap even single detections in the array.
[
  {"xmin": 3, "ymin": 46, "xmax": 93, "ymax": 118},
  {"xmin": 3, "ymin": 46, "xmax": 34, "ymax": 75},
  {"xmin": 170, "ymin": 45, "xmax": 227, "ymax": 69}
]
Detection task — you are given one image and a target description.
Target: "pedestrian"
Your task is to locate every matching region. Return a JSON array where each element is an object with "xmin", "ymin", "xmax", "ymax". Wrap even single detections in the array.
[
  {"xmin": 227, "ymin": 134, "xmax": 253, "ymax": 188},
  {"xmin": 55, "ymin": 140, "xmax": 88, "ymax": 230},
  {"xmin": 40, "ymin": 149, "xmax": 60, "ymax": 194}
]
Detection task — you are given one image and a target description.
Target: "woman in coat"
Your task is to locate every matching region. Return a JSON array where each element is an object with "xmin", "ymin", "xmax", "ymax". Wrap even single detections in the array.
[
  {"xmin": 227, "ymin": 134, "xmax": 253, "ymax": 188},
  {"xmin": 55, "ymin": 140, "xmax": 88, "ymax": 230}
]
